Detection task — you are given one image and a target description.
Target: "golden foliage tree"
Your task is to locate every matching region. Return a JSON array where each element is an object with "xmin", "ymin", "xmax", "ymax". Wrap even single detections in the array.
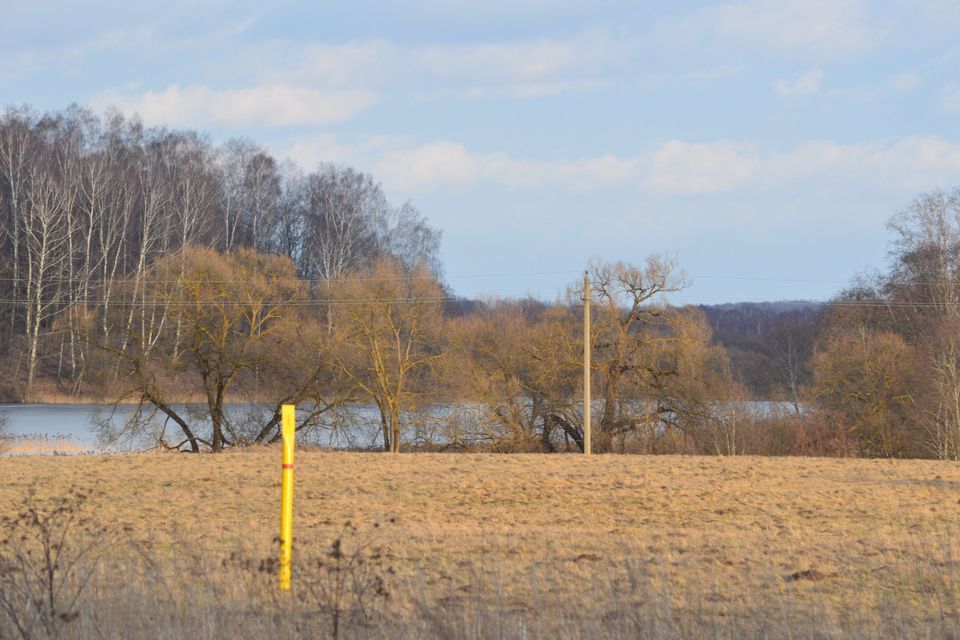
[
  {"xmin": 444, "ymin": 302, "xmax": 553, "ymax": 450},
  {"xmin": 323, "ymin": 257, "xmax": 445, "ymax": 452},
  {"xmin": 812, "ymin": 325, "xmax": 921, "ymax": 457},
  {"xmin": 98, "ymin": 246, "xmax": 333, "ymax": 452},
  {"xmin": 448, "ymin": 257, "xmax": 732, "ymax": 453}
]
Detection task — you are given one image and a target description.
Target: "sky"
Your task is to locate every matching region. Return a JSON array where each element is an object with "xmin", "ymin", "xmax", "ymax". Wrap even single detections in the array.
[{"xmin": 2, "ymin": 0, "xmax": 959, "ymax": 304}]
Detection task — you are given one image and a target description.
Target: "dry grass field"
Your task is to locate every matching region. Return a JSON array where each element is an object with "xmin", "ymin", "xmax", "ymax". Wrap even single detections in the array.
[{"xmin": 1, "ymin": 451, "xmax": 959, "ymax": 638}]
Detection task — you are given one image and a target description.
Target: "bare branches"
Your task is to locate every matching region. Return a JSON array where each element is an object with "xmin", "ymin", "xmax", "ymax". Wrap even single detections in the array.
[
  {"xmin": 0, "ymin": 107, "xmax": 443, "ymax": 408},
  {"xmin": 0, "ymin": 487, "xmax": 108, "ymax": 639},
  {"xmin": 323, "ymin": 258, "xmax": 446, "ymax": 452},
  {"xmin": 447, "ymin": 258, "xmax": 727, "ymax": 454},
  {"xmin": 812, "ymin": 189, "xmax": 960, "ymax": 459}
]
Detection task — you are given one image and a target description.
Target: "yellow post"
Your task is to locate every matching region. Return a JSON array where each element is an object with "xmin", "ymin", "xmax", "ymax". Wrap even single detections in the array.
[{"xmin": 279, "ymin": 404, "xmax": 296, "ymax": 590}]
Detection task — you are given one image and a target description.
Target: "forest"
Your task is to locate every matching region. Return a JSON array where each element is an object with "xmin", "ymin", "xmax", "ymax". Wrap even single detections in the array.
[{"xmin": 2, "ymin": 105, "xmax": 959, "ymax": 459}]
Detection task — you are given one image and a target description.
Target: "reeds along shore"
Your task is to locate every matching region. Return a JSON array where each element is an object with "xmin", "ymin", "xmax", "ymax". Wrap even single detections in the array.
[{"xmin": 0, "ymin": 451, "xmax": 958, "ymax": 638}]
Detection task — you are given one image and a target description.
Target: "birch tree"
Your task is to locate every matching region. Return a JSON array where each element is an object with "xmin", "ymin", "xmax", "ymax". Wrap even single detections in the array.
[
  {"xmin": 0, "ymin": 108, "xmax": 36, "ymax": 345},
  {"xmin": 20, "ymin": 156, "xmax": 69, "ymax": 399}
]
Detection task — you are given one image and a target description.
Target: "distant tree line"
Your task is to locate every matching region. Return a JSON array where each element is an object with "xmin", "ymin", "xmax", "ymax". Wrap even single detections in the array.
[
  {"xmin": 2, "ymin": 105, "xmax": 958, "ymax": 458},
  {"xmin": 701, "ymin": 302, "xmax": 820, "ymax": 411}
]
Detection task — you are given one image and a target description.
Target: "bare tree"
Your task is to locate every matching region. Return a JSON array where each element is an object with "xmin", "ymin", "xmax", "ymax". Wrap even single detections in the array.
[
  {"xmin": 444, "ymin": 300, "xmax": 554, "ymax": 451},
  {"xmin": 324, "ymin": 258, "xmax": 445, "ymax": 452},
  {"xmin": 0, "ymin": 108, "xmax": 36, "ymax": 345},
  {"xmin": 531, "ymin": 257, "xmax": 730, "ymax": 453},
  {"xmin": 385, "ymin": 202, "xmax": 443, "ymax": 278},
  {"xmin": 301, "ymin": 165, "xmax": 387, "ymax": 281},
  {"xmin": 97, "ymin": 247, "xmax": 311, "ymax": 452},
  {"xmin": 769, "ymin": 315, "xmax": 815, "ymax": 414},
  {"xmin": 20, "ymin": 150, "xmax": 70, "ymax": 400},
  {"xmin": 886, "ymin": 189, "xmax": 960, "ymax": 458},
  {"xmin": 925, "ymin": 318, "xmax": 960, "ymax": 459},
  {"xmin": 446, "ymin": 258, "xmax": 730, "ymax": 454},
  {"xmin": 812, "ymin": 325, "xmax": 920, "ymax": 457},
  {"xmin": 298, "ymin": 165, "xmax": 442, "ymax": 282},
  {"xmin": 239, "ymin": 146, "xmax": 283, "ymax": 252},
  {"xmin": 217, "ymin": 139, "xmax": 282, "ymax": 253},
  {"xmin": 0, "ymin": 106, "xmax": 444, "ymax": 408}
]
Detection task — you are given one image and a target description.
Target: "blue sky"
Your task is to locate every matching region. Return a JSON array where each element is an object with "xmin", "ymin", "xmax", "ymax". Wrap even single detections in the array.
[{"xmin": 2, "ymin": 1, "xmax": 959, "ymax": 303}]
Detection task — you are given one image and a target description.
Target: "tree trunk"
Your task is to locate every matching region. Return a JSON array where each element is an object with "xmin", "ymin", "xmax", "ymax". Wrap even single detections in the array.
[
  {"xmin": 390, "ymin": 409, "xmax": 400, "ymax": 454},
  {"xmin": 380, "ymin": 407, "xmax": 390, "ymax": 452}
]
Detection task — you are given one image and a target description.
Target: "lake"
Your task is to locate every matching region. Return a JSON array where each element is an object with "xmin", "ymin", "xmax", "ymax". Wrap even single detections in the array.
[
  {"xmin": 0, "ymin": 404, "xmax": 109, "ymax": 454},
  {"xmin": 0, "ymin": 403, "xmax": 392, "ymax": 455},
  {"xmin": 0, "ymin": 400, "xmax": 801, "ymax": 455}
]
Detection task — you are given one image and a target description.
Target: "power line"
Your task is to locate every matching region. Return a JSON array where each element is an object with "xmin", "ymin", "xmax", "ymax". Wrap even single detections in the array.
[
  {"xmin": 690, "ymin": 274, "xmax": 960, "ymax": 287},
  {"xmin": 675, "ymin": 298, "xmax": 960, "ymax": 309},
  {"xmin": 0, "ymin": 269, "xmax": 583, "ymax": 286},
  {"xmin": 0, "ymin": 294, "xmax": 959, "ymax": 309},
  {"xmin": 4, "ymin": 264, "xmax": 960, "ymax": 309},
  {"xmin": 0, "ymin": 297, "xmax": 461, "ymax": 307},
  {"xmin": 1, "ymin": 271, "xmax": 960, "ymax": 287},
  {"xmin": 691, "ymin": 274, "xmax": 852, "ymax": 284}
]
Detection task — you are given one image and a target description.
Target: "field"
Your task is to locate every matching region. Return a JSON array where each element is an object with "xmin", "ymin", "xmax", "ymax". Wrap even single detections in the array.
[{"xmin": 1, "ymin": 451, "xmax": 959, "ymax": 639}]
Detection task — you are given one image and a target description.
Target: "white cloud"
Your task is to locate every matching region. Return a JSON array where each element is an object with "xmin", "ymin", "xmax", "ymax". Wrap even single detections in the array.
[
  {"xmin": 646, "ymin": 141, "xmax": 758, "ymax": 193},
  {"xmin": 886, "ymin": 73, "xmax": 921, "ymax": 92},
  {"xmin": 94, "ymin": 84, "xmax": 378, "ymax": 128},
  {"xmin": 642, "ymin": 65, "xmax": 745, "ymax": 87},
  {"xmin": 773, "ymin": 69, "xmax": 824, "ymax": 95},
  {"xmin": 377, "ymin": 141, "xmax": 491, "ymax": 189},
  {"xmin": 370, "ymin": 140, "xmax": 644, "ymax": 192},
  {"xmin": 282, "ymin": 133, "xmax": 370, "ymax": 169},
  {"xmin": 413, "ymin": 80, "xmax": 605, "ymax": 103},
  {"xmin": 414, "ymin": 39, "xmax": 585, "ymax": 82},
  {"xmin": 287, "ymin": 135, "xmax": 960, "ymax": 196},
  {"xmin": 293, "ymin": 30, "xmax": 625, "ymax": 101},
  {"xmin": 287, "ymin": 4, "xmax": 879, "ymax": 104},
  {"xmin": 669, "ymin": 0, "xmax": 882, "ymax": 59},
  {"xmin": 649, "ymin": 136, "xmax": 960, "ymax": 194},
  {"xmin": 461, "ymin": 79, "xmax": 606, "ymax": 100},
  {"xmin": 865, "ymin": 136, "xmax": 960, "ymax": 189},
  {"xmin": 296, "ymin": 40, "xmax": 395, "ymax": 87}
]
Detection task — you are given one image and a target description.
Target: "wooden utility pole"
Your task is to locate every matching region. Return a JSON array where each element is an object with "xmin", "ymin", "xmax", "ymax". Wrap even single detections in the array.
[{"xmin": 583, "ymin": 271, "xmax": 591, "ymax": 455}]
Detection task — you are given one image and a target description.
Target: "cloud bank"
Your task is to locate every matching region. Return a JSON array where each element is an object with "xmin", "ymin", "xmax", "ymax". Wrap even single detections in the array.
[{"xmin": 94, "ymin": 84, "xmax": 378, "ymax": 127}]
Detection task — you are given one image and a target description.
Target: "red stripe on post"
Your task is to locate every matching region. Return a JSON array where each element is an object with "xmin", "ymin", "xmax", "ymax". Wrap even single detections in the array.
[{"xmin": 282, "ymin": 463, "xmax": 294, "ymax": 470}]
